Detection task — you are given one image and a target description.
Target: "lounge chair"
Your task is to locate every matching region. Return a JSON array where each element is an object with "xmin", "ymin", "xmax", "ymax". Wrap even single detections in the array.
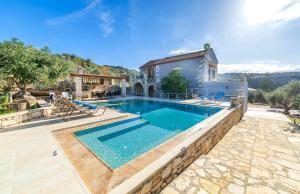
[
  {"xmin": 64, "ymin": 99, "xmax": 107, "ymax": 120},
  {"xmin": 53, "ymin": 97, "xmax": 106, "ymax": 121},
  {"xmin": 200, "ymin": 91, "xmax": 225, "ymax": 101},
  {"xmin": 52, "ymin": 96, "xmax": 70, "ymax": 116}
]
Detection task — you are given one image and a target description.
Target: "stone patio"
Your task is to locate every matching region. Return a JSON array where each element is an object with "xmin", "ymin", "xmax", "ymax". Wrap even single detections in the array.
[
  {"xmin": 161, "ymin": 106, "xmax": 300, "ymax": 194},
  {"xmin": 0, "ymin": 108, "xmax": 127, "ymax": 194}
]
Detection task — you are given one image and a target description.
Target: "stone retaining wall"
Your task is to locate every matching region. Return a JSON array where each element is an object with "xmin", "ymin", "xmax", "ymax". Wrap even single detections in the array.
[
  {"xmin": 129, "ymin": 105, "xmax": 244, "ymax": 194},
  {"xmin": 0, "ymin": 108, "xmax": 52, "ymax": 128}
]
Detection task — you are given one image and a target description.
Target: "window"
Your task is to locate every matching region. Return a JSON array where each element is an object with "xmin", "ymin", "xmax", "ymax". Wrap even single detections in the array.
[
  {"xmin": 208, "ymin": 67, "xmax": 216, "ymax": 81},
  {"xmin": 212, "ymin": 69, "xmax": 216, "ymax": 80},
  {"xmin": 100, "ymin": 79, "xmax": 104, "ymax": 84},
  {"xmin": 147, "ymin": 68, "xmax": 154, "ymax": 79}
]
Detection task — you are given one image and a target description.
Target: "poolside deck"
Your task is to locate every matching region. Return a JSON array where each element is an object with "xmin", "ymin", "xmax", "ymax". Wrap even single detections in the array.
[
  {"xmin": 1, "ymin": 104, "xmax": 299, "ymax": 194},
  {"xmin": 161, "ymin": 106, "xmax": 300, "ymax": 194},
  {"xmin": 0, "ymin": 109, "xmax": 127, "ymax": 194}
]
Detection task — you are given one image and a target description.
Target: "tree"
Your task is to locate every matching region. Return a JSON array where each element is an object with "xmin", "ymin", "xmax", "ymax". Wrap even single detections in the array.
[
  {"xmin": 266, "ymin": 80, "xmax": 300, "ymax": 115},
  {"xmin": 259, "ymin": 75, "xmax": 274, "ymax": 91},
  {"xmin": 266, "ymin": 89, "xmax": 284, "ymax": 111},
  {"xmin": 248, "ymin": 89, "xmax": 267, "ymax": 104},
  {"xmin": 161, "ymin": 69, "xmax": 190, "ymax": 94},
  {"xmin": 0, "ymin": 38, "xmax": 68, "ymax": 96},
  {"xmin": 101, "ymin": 66, "xmax": 110, "ymax": 75}
]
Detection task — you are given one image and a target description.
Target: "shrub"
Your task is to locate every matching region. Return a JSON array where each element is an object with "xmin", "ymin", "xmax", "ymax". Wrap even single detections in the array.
[
  {"xmin": 0, "ymin": 94, "xmax": 9, "ymax": 104},
  {"xmin": 248, "ymin": 89, "xmax": 267, "ymax": 104},
  {"xmin": 161, "ymin": 69, "xmax": 190, "ymax": 94}
]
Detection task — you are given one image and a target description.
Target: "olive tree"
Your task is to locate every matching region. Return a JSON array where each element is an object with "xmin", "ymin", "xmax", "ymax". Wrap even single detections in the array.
[
  {"xmin": 267, "ymin": 80, "xmax": 300, "ymax": 115},
  {"xmin": 161, "ymin": 69, "xmax": 190, "ymax": 94},
  {"xmin": 0, "ymin": 38, "xmax": 68, "ymax": 97}
]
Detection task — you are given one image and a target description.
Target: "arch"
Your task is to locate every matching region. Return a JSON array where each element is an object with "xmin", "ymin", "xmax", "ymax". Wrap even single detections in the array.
[
  {"xmin": 134, "ymin": 82, "xmax": 144, "ymax": 96},
  {"xmin": 148, "ymin": 85, "xmax": 155, "ymax": 97},
  {"xmin": 65, "ymin": 88, "xmax": 72, "ymax": 92}
]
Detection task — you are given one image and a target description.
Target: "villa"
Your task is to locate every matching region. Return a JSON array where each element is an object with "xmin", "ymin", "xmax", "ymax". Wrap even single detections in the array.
[
  {"xmin": 131, "ymin": 48, "xmax": 218, "ymax": 97},
  {"xmin": 131, "ymin": 48, "xmax": 247, "ymax": 104}
]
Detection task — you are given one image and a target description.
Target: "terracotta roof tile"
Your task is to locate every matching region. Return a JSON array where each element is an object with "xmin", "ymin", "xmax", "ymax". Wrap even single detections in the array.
[{"xmin": 140, "ymin": 49, "xmax": 209, "ymax": 68}]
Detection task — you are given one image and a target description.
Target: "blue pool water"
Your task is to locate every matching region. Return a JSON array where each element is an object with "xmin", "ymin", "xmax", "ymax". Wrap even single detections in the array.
[{"xmin": 74, "ymin": 99, "xmax": 222, "ymax": 169}]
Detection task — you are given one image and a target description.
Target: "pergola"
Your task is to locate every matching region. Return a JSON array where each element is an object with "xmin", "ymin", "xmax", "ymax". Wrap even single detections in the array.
[{"xmin": 69, "ymin": 73, "xmax": 126, "ymax": 85}]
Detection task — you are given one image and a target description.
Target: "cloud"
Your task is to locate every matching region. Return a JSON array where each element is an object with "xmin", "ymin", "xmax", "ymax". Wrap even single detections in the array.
[
  {"xmin": 46, "ymin": 0, "xmax": 101, "ymax": 25},
  {"xmin": 46, "ymin": 0, "xmax": 115, "ymax": 37},
  {"xmin": 244, "ymin": 0, "xmax": 300, "ymax": 26},
  {"xmin": 219, "ymin": 63, "xmax": 300, "ymax": 73},
  {"xmin": 169, "ymin": 34, "xmax": 218, "ymax": 55},
  {"xmin": 204, "ymin": 34, "xmax": 215, "ymax": 44},
  {"xmin": 169, "ymin": 48, "xmax": 194, "ymax": 55},
  {"xmin": 98, "ymin": 12, "xmax": 115, "ymax": 36},
  {"xmin": 168, "ymin": 38, "xmax": 199, "ymax": 55}
]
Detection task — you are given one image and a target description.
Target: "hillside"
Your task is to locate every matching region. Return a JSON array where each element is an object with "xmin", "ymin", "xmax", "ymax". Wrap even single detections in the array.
[
  {"xmin": 220, "ymin": 72, "xmax": 300, "ymax": 91},
  {"xmin": 59, "ymin": 53, "xmax": 138, "ymax": 77}
]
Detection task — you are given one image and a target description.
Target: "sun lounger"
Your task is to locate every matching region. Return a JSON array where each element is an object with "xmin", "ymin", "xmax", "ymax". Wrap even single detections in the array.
[
  {"xmin": 52, "ymin": 97, "xmax": 106, "ymax": 121},
  {"xmin": 200, "ymin": 91, "xmax": 225, "ymax": 101},
  {"xmin": 62, "ymin": 99, "xmax": 107, "ymax": 120}
]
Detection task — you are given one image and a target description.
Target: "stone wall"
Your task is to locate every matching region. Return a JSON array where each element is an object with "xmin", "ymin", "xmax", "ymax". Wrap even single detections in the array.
[
  {"xmin": 0, "ymin": 108, "xmax": 52, "ymax": 128},
  {"xmin": 129, "ymin": 105, "xmax": 244, "ymax": 194}
]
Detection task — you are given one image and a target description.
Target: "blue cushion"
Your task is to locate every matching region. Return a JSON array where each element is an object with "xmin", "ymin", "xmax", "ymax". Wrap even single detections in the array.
[
  {"xmin": 82, "ymin": 103, "xmax": 90, "ymax": 107},
  {"xmin": 214, "ymin": 92, "xmax": 225, "ymax": 99},
  {"xmin": 73, "ymin": 100, "xmax": 82, "ymax": 105},
  {"xmin": 88, "ymin": 105, "xmax": 97, "ymax": 109}
]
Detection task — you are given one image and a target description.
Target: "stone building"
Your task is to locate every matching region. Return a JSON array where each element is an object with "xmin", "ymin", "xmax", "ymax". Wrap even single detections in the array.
[
  {"xmin": 131, "ymin": 48, "xmax": 218, "ymax": 97},
  {"xmin": 66, "ymin": 66, "xmax": 126, "ymax": 99}
]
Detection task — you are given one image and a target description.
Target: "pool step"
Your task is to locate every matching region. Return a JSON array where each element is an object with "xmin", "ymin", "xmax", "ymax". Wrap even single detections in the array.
[
  {"xmin": 75, "ymin": 118, "xmax": 148, "ymax": 138},
  {"xmin": 98, "ymin": 120, "xmax": 150, "ymax": 141},
  {"xmin": 74, "ymin": 117, "xmax": 141, "ymax": 136}
]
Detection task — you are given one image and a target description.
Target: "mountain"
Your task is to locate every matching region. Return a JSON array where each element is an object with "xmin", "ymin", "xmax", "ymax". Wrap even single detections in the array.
[
  {"xmin": 219, "ymin": 72, "xmax": 300, "ymax": 91},
  {"xmin": 59, "ymin": 53, "xmax": 138, "ymax": 77}
]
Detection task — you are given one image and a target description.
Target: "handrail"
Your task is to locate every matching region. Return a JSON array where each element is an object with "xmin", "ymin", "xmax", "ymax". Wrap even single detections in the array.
[{"xmin": 160, "ymin": 93, "xmax": 188, "ymax": 100}]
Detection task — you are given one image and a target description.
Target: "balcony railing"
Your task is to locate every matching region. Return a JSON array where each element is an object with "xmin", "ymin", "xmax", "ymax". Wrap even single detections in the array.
[{"xmin": 160, "ymin": 93, "xmax": 188, "ymax": 100}]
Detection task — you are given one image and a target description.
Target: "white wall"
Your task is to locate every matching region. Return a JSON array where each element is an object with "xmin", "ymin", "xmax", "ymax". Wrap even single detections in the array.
[{"xmin": 155, "ymin": 57, "xmax": 207, "ymax": 96}]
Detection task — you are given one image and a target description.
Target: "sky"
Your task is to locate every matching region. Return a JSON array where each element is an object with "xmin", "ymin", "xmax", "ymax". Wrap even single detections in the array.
[{"xmin": 0, "ymin": 0, "xmax": 300, "ymax": 73}]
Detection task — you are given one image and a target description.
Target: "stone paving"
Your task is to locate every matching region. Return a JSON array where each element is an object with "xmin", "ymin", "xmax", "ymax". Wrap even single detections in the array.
[
  {"xmin": 161, "ymin": 107, "xmax": 300, "ymax": 194},
  {"xmin": 0, "ymin": 109, "xmax": 127, "ymax": 194}
]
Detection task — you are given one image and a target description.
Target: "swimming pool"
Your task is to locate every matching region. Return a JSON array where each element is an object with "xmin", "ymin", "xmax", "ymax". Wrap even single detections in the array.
[{"xmin": 74, "ymin": 99, "xmax": 222, "ymax": 169}]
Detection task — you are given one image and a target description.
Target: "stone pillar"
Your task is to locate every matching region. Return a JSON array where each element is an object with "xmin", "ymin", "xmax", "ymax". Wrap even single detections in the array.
[
  {"xmin": 129, "ymin": 76, "xmax": 135, "ymax": 95},
  {"xmin": 230, "ymin": 96, "xmax": 244, "ymax": 108},
  {"xmin": 143, "ymin": 72, "xmax": 148, "ymax": 97},
  {"xmin": 74, "ymin": 77, "xmax": 82, "ymax": 101},
  {"xmin": 121, "ymin": 79, "xmax": 126, "ymax": 97}
]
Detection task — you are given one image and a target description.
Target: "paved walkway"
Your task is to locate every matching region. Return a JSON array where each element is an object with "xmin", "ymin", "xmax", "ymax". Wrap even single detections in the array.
[
  {"xmin": 162, "ymin": 106, "xmax": 300, "ymax": 194},
  {"xmin": 0, "ymin": 109, "xmax": 127, "ymax": 194}
]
